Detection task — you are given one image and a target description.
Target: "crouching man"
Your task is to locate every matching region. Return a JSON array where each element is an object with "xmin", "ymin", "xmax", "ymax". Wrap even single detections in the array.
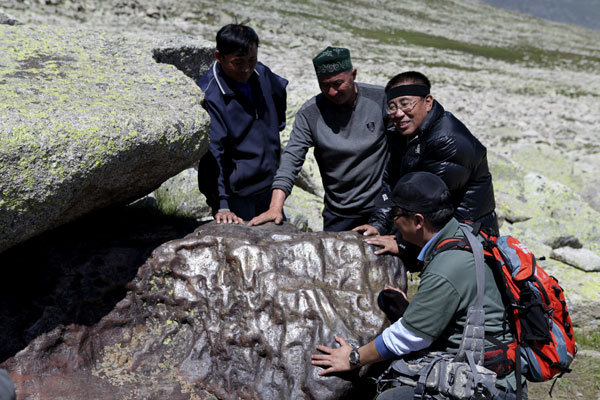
[{"xmin": 311, "ymin": 172, "xmax": 524, "ymax": 399}]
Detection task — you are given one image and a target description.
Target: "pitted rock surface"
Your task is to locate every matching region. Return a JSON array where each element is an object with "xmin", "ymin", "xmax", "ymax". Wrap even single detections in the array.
[
  {"xmin": 3, "ymin": 222, "xmax": 405, "ymax": 400},
  {"xmin": 0, "ymin": 24, "xmax": 211, "ymax": 253}
]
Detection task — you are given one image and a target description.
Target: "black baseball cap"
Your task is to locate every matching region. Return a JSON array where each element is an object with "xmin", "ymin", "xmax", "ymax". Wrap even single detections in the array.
[{"xmin": 375, "ymin": 172, "xmax": 452, "ymax": 213}]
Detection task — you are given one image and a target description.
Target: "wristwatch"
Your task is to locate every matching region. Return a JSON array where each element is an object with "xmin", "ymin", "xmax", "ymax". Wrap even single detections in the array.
[{"xmin": 349, "ymin": 344, "xmax": 361, "ymax": 368}]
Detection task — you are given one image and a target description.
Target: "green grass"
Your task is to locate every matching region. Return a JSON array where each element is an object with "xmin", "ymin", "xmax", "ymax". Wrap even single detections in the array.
[
  {"xmin": 153, "ymin": 188, "xmax": 187, "ymax": 218},
  {"xmin": 276, "ymin": 5, "xmax": 600, "ymax": 70},
  {"xmin": 556, "ymin": 88, "xmax": 600, "ymax": 98},
  {"xmin": 528, "ymin": 353, "xmax": 600, "ymax": 399},
  {"xmin": 520, "ymin": 329, "xmax": 600, "ymax": 399},
  {"xmin": 347, "ymin": 25, "xmax": 600, "ymax": 68},
  {"xmin": 419, "ymin": 61, "xmax": 482, "ymax": 72},
  {"xmin": 575, "ymin": 329, "xmax": 600, "ymax": 350}
]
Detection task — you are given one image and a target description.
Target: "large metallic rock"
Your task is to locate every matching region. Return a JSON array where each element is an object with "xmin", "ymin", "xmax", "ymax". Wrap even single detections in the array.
[
  {"xmin": 3, "ymin": 222, "xmax": 405, "ymax": 399},
  {"xmin": 0, "ymin": 25, "xmax": 211, "ymax": 253}
]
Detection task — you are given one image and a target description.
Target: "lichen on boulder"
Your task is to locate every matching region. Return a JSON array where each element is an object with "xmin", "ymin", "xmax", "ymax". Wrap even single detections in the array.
[
  {"xmin": 489, "ymin": 151, "xmax": 600, "ymax": 331},
  {"xmin": 0, "ymin": 24, "xmax": 211, "ymax": 252}
]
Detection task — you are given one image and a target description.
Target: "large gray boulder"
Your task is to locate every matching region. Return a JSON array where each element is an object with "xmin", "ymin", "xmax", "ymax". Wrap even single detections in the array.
[
  {"xmin": 0, "ymin": 25, "xmax": 211, "ymax": 253},
  {"xmin": 3, "ymin": 222, "xmax": 405, "ymax": 400}
]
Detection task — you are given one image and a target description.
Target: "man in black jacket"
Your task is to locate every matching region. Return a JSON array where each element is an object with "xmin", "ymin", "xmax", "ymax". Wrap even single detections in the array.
[{"xmin": 354, "ymin": 71, "xmax": 498, "ymax": 257}]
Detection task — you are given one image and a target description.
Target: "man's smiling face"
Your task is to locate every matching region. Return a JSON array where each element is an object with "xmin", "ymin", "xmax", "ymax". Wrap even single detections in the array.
[{"xmin": 388, "ymin": 85, "xmax": 433, "ymax": 137}]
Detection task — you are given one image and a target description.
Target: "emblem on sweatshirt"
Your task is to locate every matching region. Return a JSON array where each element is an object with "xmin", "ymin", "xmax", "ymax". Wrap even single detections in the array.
[{"xmin": 367, "ymin": 121, "xmax": 375, "ymax": 132}]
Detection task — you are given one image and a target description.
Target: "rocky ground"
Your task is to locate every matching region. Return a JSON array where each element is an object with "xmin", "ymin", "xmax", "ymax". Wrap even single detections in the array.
[
  {"xmin": 3, "ymin": 0, "xmax": 600, "ymax": 153},
  {"xmin": 3, "ymin": 0, "xmax": 599, "ymax": 207}
]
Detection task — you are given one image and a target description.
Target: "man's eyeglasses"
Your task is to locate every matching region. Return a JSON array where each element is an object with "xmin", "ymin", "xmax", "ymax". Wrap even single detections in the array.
[
  {"xmin": 391, "ymin": 211, "xmax": 411, "ymax": 221},
  {"xmin": 388, "ymin": 99, "xmax": 419, "ymax": 115}
]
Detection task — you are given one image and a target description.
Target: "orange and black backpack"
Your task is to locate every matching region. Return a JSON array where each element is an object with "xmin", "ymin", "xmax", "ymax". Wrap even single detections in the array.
[{"xmin": 433, "ymin": 223, "xmax": 577, "ymax": 398}]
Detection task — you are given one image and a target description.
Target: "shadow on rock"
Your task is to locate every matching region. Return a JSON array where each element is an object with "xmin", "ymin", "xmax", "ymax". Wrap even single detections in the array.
[{"xmin": 0, "ymin": 204, "xmax": 201, "ymax": 362}]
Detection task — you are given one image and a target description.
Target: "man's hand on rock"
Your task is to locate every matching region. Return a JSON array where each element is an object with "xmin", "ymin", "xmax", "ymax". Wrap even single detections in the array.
[
  {"xmin": 248, "ymin": 189, "xmax": 286, "ymax": 227},
  {"xmin": 248, "ymin": 208, "xmax": 284, "ymax": 226},
  {"xmin": 215, "ymin": 209, "xmax": 245, "ymax": 224},
  {"xmin": 311, "ymin": 336, "xmax": 354, "ymax": 375},
  {"xmin": 365, "ymin": 235, "xmax": 400, "ymax": 255},
  {"xmin": 352, "ymin": 224, "xmax": 380, "ymax": 236}
]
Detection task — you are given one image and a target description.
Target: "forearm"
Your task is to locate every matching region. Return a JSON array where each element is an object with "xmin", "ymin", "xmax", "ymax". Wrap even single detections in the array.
[
  {"xmin": 272, "ymin": 151, "xmax": 307, "ymax": 196},
  {"xmin": 368, "ymin": 207, "xmax": 393, "ymax": 235},
  {"xmin": 358, "ymin": 340, "xmax": 385, "ymax": 366},
  {"xmin": 204, "ymin": 102, "xmax": 231, "ymax": 205},
  {"xmin": 269, "ymin": 189, "xmax": 287, "ymax": 211},
  {"xmin": 272, "ymin": 113, "xmax": 312, "ymax": 194}
]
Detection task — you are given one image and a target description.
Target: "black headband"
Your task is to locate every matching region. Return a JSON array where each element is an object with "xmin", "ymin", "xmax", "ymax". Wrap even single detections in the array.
[{"xmin": 386, "ymin": 85, "xmax": 430, "ymax": 101}]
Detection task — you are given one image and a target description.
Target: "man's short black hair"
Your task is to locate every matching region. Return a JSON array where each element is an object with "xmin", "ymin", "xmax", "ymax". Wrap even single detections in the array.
[
  {"xmin": 385, "ymin": 71, "xmax": 431, "ymax": 93},
  {"xmin": 216, "ymin": 24, "xmax": 259, "ymax": 56}
]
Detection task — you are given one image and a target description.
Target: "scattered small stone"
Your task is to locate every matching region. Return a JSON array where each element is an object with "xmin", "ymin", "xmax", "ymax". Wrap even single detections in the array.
[
  {"xmin": 550, "ymin": 247, "xmax": 600, "ymax": 272},
  {"xmin": 577, "ymin": 349, "xmax": 600, "ymax": 359},
  {"xmin": 145, "ymin": 8, "xmax": 162, "ymax": 19},
  {"xmin": 0, "ymin": 10, "xmax": 21, "ymax": 25},
  {"xmin": 546, "ymin": 234, "xmax": 583, "ymax": 249}
]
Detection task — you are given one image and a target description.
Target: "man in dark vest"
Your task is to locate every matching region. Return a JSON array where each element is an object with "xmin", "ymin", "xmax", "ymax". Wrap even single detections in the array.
[{"xmin": 197, "ymin": 24, "xmax": 288, "ymax": 224}]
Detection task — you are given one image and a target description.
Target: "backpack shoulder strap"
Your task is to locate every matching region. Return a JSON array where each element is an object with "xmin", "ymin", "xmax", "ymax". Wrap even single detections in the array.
[
  {"xmin": 460, "ymin": 224, "xmax": 486, "ymax": 309},
  {"xmin": 455, "ymin": 224, "xmax": 487, "ymax": 365}
]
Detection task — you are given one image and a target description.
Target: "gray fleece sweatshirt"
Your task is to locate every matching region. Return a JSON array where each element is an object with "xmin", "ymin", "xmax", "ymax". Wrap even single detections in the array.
[{"xmin": 272, "ymin": 82, "xmax": 388, "ymax": 217}]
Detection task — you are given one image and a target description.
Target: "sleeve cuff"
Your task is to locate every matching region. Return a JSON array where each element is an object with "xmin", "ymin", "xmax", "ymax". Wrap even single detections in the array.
[
  {"xmin": 374, "ymin": 335, "xmax": 396, "ymax": 359},
  {"xmin": 400, "ymin": 319, "xmax": 436, "ymax": 343},
  {"xmin": 271, "ymin": 183, "xmax": 292, "ymax": 197},
  {"xmin": 219, "ymin": 198, "xmax": 229, "ymax": 210}
]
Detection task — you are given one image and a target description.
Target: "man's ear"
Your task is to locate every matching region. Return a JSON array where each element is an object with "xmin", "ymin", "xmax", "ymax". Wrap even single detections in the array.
[
  {"xmin": 425, "ymin": 94, "xmax": 434, "ymax": 112},
  {"xmin": 351, "ymin": 67, "xmax": 357, "ymax": 81},
  {"xmin": 215, "ymin": 50, "xmax": 222, "ymax": 64},
  {"xmin": 413, "ymin": 213, "xmax": 425, "ymax": 230}
]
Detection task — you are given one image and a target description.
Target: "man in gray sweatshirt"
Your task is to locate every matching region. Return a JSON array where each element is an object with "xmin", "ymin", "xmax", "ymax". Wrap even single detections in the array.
[{"xmin": 248, "ymin": 46, "xmax": 388, "ymax": 231}]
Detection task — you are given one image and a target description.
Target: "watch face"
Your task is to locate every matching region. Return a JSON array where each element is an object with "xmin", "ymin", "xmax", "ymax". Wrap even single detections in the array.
[{"xmin": 349, "ymin": 348, "xmax": 360, "ymax": 366}]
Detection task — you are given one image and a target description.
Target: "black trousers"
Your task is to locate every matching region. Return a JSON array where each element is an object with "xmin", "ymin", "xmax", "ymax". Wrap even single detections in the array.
[{"xmin": 321, "ymin": 207, "xmax": 370, "ymax": 232}]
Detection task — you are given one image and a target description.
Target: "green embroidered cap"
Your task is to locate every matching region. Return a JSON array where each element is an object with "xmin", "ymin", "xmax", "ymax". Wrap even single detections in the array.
[{"xmin": 312, "ymin": 46, "xmax": 353, "ymax": 77}]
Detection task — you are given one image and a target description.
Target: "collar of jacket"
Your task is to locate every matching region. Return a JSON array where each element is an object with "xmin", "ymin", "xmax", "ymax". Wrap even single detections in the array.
[
  {"xmin": 212, "ymin": 62, "xmax": 260, "ymax": 97},
  {"xmin": 421, "ymin": 217, "xmax": 461, "ymax": 270},
  {"xmin": 415, "ymin": 99, "xmax": 445, "ymax": 137}
]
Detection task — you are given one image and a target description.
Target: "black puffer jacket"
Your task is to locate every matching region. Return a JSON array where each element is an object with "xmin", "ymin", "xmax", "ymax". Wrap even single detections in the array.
[{"xmin": 370, "ymin": 100, "xmax": 498, "ymax": 235}]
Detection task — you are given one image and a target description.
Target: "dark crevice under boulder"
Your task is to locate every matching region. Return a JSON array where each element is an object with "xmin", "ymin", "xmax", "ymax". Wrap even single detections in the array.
[{"xmin": 0, "ymin": 204, "xmax": 200, "ymax": 363}]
